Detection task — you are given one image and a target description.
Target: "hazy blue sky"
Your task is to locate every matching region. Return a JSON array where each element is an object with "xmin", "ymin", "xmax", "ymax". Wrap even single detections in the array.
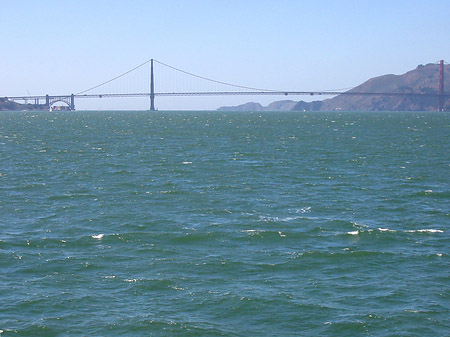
[{"xmin": 1, "ymin": 0, "xmax": 449, "ymax": 110}]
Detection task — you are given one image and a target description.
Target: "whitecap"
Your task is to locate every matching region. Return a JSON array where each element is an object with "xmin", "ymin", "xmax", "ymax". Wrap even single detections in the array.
[
  {"xmin": 378, "ymin": 228, "xmax": 396, "ymax": 232},
  {"xmin": 347, "ymin": 230, "xmax": 359, "ymax": 235},
  {"xmin": 182, "ymin": 161, "xmax": 192, "ymax": 165},
  {"xmin": 406, "ymin": 229, "xmax": 443, "ymax": 233},
  {"xmin": 243, "ymin": 229, "xmax": 259, "ymax": 236},
  {"xmin": 281, "ymin": 217, "xmax": 296, "ymax": 222},
  {"xmin": 259, "ymin": 215, "xmax": 298, "ymax": 222},
  {"xmin": 278, "ymin": 231, "xmax": 286, "ymax": 237},
  {"xmin": 296, "ymin": 207, "xmax": 311, "ymax": 214},
  {"xmin": 170, "ymin": 285, "xmax": 185, "ymax": 291},
  {"xmin": 352, "ymin": 222, "xmax": 369, "ymax": 229},
  {"xmin": 91, "ymin": 234, "xmax": 104, "ymax": 239}
]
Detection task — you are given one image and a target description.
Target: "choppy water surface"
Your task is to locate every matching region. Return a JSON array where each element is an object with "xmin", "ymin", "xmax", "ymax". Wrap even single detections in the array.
[{"xmin": 1, "ymin": 111, "xmax": 449, "ymax": 336}]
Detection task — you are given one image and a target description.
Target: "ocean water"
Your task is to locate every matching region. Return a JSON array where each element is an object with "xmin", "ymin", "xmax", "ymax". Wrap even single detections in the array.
[{"xmin": 0, "ymin": 110, "xmax": 448, "ymax": 336}]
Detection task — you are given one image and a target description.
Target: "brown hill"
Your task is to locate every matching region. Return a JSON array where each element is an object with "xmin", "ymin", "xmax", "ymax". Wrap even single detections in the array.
[
  {"xmin": 294, "ymin": 62, "xmax": 450, "ymax": 111},
  {"xmin": 218, "ymin": 63, "xmax": 449, "ymax": 112}
]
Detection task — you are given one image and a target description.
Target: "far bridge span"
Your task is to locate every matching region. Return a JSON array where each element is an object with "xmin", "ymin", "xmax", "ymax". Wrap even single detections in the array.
[{"xmin": 3, "ymin": 59, "xmax": 448, "ymax": 111}]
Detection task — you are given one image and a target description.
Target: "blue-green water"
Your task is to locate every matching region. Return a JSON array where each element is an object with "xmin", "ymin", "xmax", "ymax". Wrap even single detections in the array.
[{"xmin": 1, "ymin": 111, "xmax": 449, "ymax": 336}]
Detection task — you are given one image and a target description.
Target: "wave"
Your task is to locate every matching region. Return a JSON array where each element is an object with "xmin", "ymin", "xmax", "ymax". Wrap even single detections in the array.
[
  {"xmin": 242, "ymin": 229, "xmax": 287, "ymax": 238},
  {"xmin": 405, "ymin": 229, "xmax": 444, "ymax": 233},
  {"xmin": 257, "ymin": 207, "xmax": 313, "ymax": 223},
  {"xmin": 345, "ymin": 228, "xmax": 444, "ymax": 236},
  {"xmin": 413, "ymin": 190, "xmax": 450, "ymax": 198},
  {"xmin": 291, "ymin": 249, "xmax": 397, "ymax": 260},
  {"xmin": 47, "ymin": 193, "xmax": 97, "ymax": 201}
]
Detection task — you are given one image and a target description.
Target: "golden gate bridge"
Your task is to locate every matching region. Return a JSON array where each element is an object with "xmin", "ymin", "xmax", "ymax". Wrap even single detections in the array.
[{"xmin": 3, "ymin": 59, "xmax": 448, "ymax": 111}]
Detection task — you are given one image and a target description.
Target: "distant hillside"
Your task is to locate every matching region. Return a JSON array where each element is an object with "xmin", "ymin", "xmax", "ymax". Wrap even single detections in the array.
[
  {"xmin": 218, "ymin": 102, "xmax": 264, "ymax": 112},
  {"xmin": 0, "ymin": 98, "xmax": 47, "ymax": 111},
  {"xmin": 218, "ymin": 63, "xmax": 450, "ymax": 112},
  {"xmin": 218, "ymin": 100, "xmax": 297, "ymax": 112},
  {"xmin": 0, "ymin": 98, "xmax": 24, "ymax": 111},
  {"xmin": 313, "ymin": 63, "xmax": 450, "ymax": 111}
]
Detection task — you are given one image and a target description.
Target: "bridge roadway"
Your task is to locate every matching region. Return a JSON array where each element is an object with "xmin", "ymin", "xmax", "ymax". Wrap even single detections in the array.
[
  {"xmin": 6, "ymin": 90, "xmax": 448, "ymax": 100},
  {"xmin": 4, "ymin": 90, "xmax": 448, "ymax": 111}
]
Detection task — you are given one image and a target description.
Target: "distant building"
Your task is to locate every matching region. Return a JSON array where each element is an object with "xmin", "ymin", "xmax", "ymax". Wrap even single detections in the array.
[{"xmin": 49, "ymin": 105, "xmax": 72, "ymax": 111}]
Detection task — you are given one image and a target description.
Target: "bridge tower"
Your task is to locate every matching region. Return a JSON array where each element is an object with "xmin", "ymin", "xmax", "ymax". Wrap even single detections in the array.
[
  {"xmin": 70, "ymin": 94, "xmax": 75, "ymax": 110},
  {"xmin": 438, "ymin": 60, "xmax": 444, "ymax": 111},
  {"xmin": 150, "ymin": 59, "xmax": 155, "ymax": 111}
]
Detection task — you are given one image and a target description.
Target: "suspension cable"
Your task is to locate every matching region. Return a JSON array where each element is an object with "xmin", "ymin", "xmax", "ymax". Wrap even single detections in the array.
[
  {"xmin": 76, "ymin": 59, "xmax": 151, "ymax": 95},
  {"xmin": 77, "ymin": 58, "xmax": 440, "ymax": 96},
  {"xmin": 153, "ymin": 59, "xmax": 277, "ymax": 92}
]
